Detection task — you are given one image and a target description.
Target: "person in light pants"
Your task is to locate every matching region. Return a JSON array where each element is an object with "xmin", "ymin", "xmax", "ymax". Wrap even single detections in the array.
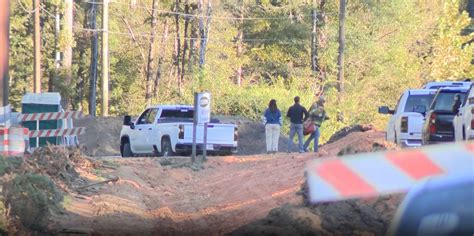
[{"xmin": 263, "ymin": 99, "xmax": 282, "ymax": 154}]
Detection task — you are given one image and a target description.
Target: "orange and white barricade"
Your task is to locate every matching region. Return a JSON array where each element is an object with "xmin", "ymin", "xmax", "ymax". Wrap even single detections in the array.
[
  {"xmin": 306, "ymin": 142, "xmax": 474, "ymax": 203},
  {"xmin": 0, "ymin": 127, "xmax": 29, "ymax": 156}
]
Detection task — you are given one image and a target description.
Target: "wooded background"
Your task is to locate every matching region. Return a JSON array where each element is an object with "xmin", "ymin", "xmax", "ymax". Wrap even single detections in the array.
[{"xmin": 8, "ymin": 0, "xmax": 474, "ymax": 142}]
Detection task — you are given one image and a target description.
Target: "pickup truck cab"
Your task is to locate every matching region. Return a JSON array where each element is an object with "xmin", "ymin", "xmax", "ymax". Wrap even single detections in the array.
[
  {"xmin": 120, "ymin": 105, "xmax": 238, "ymax": 157},
  {"xmin": 422, "ymin": 87, "xmax": 470, "ymax": 144},
  {"xmin": 379, "ymin": 89, "xmax": 436, "ymax": 147},
  {"xmin": 454, "ymin": 84, "xmax": 474, "ymax": 141}
]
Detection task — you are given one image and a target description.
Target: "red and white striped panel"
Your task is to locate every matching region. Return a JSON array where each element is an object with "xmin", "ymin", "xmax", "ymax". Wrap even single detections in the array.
[
  {"xmin": 306, "ymin": 142, "xmax": 474, "ymax": 203},
  {"xmin": 19, "ymin": 111, "xmax": 83, "ymax": 122},
  {"xmin": 28, "ymin": 127, "xmax": 85, "ymax": 138},
  {"xmin": 0, "ymin": 127, "xmax": 29, "ymax": 156}
]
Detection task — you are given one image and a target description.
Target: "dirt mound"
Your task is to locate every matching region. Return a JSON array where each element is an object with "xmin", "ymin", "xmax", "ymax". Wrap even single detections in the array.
[
  {"xmin": 75, "ymin": 116, "xmax": 123, "ymax": 157},
  {"xmin": 21, "ymin": 146, "xmax": 100, "ymax": 190},
  {"xmin": 216, "ymin": 116, "xmax": 290, "ymax": 155},
  {"xmin": 77, "ymin": 115, "xmax": 291, "ymax": 157},
  {"xmin": 326, "ymin": 124, "xmax": 376, "ymax": 144},
  {"xmin": 231, "ymin": 195, "xmax": 404, "ymax": 235},
  {"xmin": 319, "ymin": 128, "xmax": 396, "ymax": 157}
]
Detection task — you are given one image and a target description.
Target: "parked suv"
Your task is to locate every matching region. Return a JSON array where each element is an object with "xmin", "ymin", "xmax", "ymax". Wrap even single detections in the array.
[
  {"xmin": 422, "ymin": 87, "xmax": 470, "ymax": 144},
  {"xmin": 379, "ymin": 89, "xmax": 436, "ymax": 147}
]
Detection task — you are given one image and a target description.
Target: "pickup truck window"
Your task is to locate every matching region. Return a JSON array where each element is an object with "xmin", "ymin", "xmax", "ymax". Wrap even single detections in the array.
[
  {"xmin": 431, "ymin": 92, "xmax": 467, "ymax": 112},
  {"xmin": 137, "ymin": 108, "xmax": 159, "ymax": 124},
  {"xmin": 161, "ymin": 109, "xmax": 194, "ymax": 119},
  {"xmin": 404, "ymin": 94, "xmax": 434, "ymax": 112}
]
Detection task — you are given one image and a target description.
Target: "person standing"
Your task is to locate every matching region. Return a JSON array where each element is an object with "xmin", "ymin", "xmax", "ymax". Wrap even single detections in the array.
[
  {"xmin": 287, "ymin": 96, "xmax": 309, "ymax": 153},
  {"xmin": 263, "ymin": 99, "xmax": 282, "ymax": 154},
  {"xmin": 304, "ymin": 96, "xmax": 328, "ymax": 152}
]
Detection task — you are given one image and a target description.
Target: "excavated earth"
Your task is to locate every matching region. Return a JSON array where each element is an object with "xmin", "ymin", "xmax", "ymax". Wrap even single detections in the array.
[{"xmin": 5, "ymin": 117, "xmax": 403, "ymax": 235}]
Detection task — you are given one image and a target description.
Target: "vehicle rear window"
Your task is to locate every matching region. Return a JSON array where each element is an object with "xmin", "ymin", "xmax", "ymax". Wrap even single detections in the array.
[
  {"xmin": 160, "ymin": 109, "xmax": 194, "ymax": 119},
  {"xmin": 404, "ymin": 94, "xmax": 435, "ymax": 112},
  {"xmin": 431, "ymin": 92, "xmax": 467, "ymax": 111}
]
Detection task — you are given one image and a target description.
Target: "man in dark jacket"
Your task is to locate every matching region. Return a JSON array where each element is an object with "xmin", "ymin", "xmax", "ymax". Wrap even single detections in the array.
[{"xmin": 287, "ymin": 96, "xmax": 309, "ymax": 153}]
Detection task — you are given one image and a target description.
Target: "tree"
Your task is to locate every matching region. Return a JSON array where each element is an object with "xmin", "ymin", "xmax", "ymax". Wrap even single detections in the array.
[
  {"xmin": 336, "ymin": 0, "xmax": 346, "ymax": 94},
  {"xmin": 145, "ymin": 0, "xmax": 159, "ymax": 107},
  {"xmin": 88, "ymin": 2, "xmax": 98, "ymax": 116}
]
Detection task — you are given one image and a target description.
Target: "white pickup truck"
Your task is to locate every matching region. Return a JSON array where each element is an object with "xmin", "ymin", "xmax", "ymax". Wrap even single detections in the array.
[
  {"xmin": 454, "ymin": 84, "xmax": 474, "ymax": 141},
  {"xmin": 119, "ymin": 105, "xmax": 238, "ymax": 157},
  {"xmin": 379, "ymin": 89, "xmax": 436, "ymax": 147}
]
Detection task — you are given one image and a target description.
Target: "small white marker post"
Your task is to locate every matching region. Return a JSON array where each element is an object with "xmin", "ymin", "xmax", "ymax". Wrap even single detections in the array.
[{"xmin": 192, "ymin": 92, "xmax": 211, "ymax": 162}]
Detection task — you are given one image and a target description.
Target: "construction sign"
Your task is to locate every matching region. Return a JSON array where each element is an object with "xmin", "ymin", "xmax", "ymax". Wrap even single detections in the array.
[{"xmin": 306, "ymin": 142, "xmax": 474, "ymax": 203}]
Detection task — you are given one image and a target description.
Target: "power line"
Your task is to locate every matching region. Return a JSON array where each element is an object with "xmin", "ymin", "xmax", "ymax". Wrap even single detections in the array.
[
  {"xmin": 72, "ymin": 26, "xmax": 308, "ymax": 45},
  {"xmin": 80, "ymin": 0, "xmax": 316, "ymax": 21}
]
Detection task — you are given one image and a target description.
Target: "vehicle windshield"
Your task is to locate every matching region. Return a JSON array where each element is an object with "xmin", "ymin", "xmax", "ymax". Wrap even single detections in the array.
[
  {"xmin": 430, "ymin": 92, "xmax": 467, "ymax": 112},
  {"xmin": 404, "ymin": 94, "xmax": 435, "ymax": 113}
]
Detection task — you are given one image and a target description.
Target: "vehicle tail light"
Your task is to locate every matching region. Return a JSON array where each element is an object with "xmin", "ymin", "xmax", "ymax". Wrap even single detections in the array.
[
  {"xmin": 178, "ymin": 125, "xmax": 184, "ymax": 139},
  {"xmin": 471, "ymin": 107, "xmax": 474, "ymax": 114},
  {"xmin": 400, "ymin": 116, "xmax": 408, "ymax": 133},
  {"xmin": 471, "ymin": 119, "xmax": 474, "ymax": 130},
  {"xmin": 429, "ymin": 113, "xmax": 437, "ymax": 134},
  {"xmin": 234, "ymin": 127, "xmax": 239, "ymax": 141}
]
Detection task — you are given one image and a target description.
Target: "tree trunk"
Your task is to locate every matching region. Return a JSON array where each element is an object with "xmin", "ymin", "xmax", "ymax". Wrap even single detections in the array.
[
  {"xmin": 173, "ymin": 0, "xmax": 182, "ymax": 93},
  {"xmin": 33, "ymin": 0, "xmax": 41, "ymax": 93},
  {"xmin": 235, "ymin": 2, "xmax": 243, "ymax": 86},
  {"xmin": 311, "ymin": 8, "xmax": 318, "ymax": 73},
  {"xmin": 180, "ymin": 0, "xmax": 190, "ymax": 85},
  {"xmin": 0, "ymin": 0, "xmax": 10, "ymax": 107},
  {"xmin": 336, "ymin": 0, "xmax": 346, "ymax": 94},
  {"xmin": 88, "ymin": 3, "xmax": 99, "ymax": 117},
  {"xmin": 154, "ymin": 18, "xmax": 169, "ymax": 100},
  {"xmin": 63, "ymin": 0, "xmax": 73, "ymax": 109},
  {"xmin": 50, "ymin": 6, "xmax": 60, "ymax": 93},
  {"xmin": 102, "ymin": 0, "xmax": 109, "ymax": 116},
  {"xmin": 198, "ymin": 0, "xmax": 204, "ymax": 67},
  {"xmin": 188, "ymin": 17, "xmax": 198, "ymax": 74},
  {"xmin": 145, "ymin": 0, "xmax": 159, "ymax": 107}
]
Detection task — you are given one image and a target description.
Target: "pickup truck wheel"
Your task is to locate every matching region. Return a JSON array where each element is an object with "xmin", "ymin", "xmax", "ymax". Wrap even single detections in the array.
[
  {"xmin": 122, "ymin": 142, "xmax": 133, "ymax": 157},
  {"xmin": 161, "ymin": 137, "xmax": 174, "ymax": 157}
]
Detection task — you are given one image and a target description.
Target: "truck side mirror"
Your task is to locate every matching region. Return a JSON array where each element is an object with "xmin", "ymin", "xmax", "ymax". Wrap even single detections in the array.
[
  {"xmin": 123, "ymin": 115, "xmax": 132, "ymax": 126},
  {"xmin": 413, "ymin": 105, "xmax": 426, "ymax": 114},
  {"xmin": 378, "ymin": 106, "xmax": 394, "ymax": 115}
]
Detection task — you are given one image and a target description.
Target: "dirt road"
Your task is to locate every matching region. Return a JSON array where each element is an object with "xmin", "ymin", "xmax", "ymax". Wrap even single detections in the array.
[{"xmin": 52, "ymin": 129, "xmax": 387, "ymax": 235}]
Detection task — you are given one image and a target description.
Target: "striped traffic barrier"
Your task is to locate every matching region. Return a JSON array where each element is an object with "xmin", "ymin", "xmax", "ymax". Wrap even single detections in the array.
[
  {"xmin": 0, "ymin": 127, "xmax": 29, "ymax": 156},
  {"xmin": 18, "ymin": 111, "xmax": 83, "ymax": 122},
  {"xmin": 28, "ymin": 127, "xmax": 85, "ymax": 138},
  {"xmin": 306, "ymin": 142, "xmax": 474, "ymax": 203}
]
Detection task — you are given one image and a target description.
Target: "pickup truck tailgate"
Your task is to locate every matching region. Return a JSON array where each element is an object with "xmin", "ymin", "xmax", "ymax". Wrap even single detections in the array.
[
  {"xmin": 182, "ymin": 123, "xmax": 236, "ymax": 144},
  {"xmin": 405, "ymin": 112, "xmax": 425, "ymax": 135}
]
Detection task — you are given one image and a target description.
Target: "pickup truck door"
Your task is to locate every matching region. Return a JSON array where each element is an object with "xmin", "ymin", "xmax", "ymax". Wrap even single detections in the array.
[
  {"xmin": 133, "ymin": 108, "xmax": 157, "ymax": 152},
  {"xmin": 141, "ymin": 108, "xmax": 159, "ymax": 153}
]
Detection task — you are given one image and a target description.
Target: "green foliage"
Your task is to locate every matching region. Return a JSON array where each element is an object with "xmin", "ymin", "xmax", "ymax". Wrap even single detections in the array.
[
  {"xmin": 8, "ymin": 0, "xmax": 474, "ymax": 143},
  {"xmin": 5, "ymin": 174, "xmax": 63, "ymax": 231}
]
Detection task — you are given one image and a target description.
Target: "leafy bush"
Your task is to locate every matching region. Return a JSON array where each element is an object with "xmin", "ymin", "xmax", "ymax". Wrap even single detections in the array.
[{"xmin": 5, "ymin": 174, "xmax": 63, "ymax": 231}]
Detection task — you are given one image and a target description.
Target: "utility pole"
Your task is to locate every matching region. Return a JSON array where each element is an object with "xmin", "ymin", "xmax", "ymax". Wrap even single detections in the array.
[
  {"xmin": 33, "ymin": 0, "xmax": 41, "ymax": 93},
  {"xmin": 0, "ymin": 0, "xmax": 10, "ymax": 108},
  {"xmin": 336, "ymin": 0, "xmax": 346, "ymax": 94},
  {"xmin": 51, "ymin": 5, "xmax": 60, "ymax": 92},
  {"xmin": 63, "ymin": 0, "xmax": 74, "ymax": 109},
  {"xmin": 102, "ymin": 0, "xmax": 109, "ymax": 116},
  {"xmin": 88, "ymin": 2, "xmax": 99, "ymax": 117}
]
